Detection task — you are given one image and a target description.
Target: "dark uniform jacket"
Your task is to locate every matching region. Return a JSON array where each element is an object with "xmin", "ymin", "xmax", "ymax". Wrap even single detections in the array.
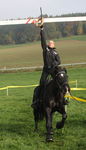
[{"xmin": 40, "ymin": 27, "xmax": 61, "ymax": 71}]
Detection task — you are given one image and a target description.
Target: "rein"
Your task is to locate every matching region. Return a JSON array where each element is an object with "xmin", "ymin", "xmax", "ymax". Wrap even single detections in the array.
[{"xmin": 55, "ymin": 71, "xmax": 68, "ymax": 90}]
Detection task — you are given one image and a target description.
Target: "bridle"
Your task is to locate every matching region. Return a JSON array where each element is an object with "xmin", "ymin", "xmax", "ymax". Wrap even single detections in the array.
[{"xmin": 54, "ymin": 70, "xmax": 68, "ymax": 91}]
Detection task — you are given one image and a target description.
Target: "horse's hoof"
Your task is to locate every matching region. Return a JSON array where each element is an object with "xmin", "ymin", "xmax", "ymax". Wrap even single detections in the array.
[
  {"xmin": 46, "ymin": 135, "xmax": 53, "ymax": 142},
  {"xmin": 46, "ymin": 137, "xmax": 53, "ymax": 142},
  {"xmin": 56, "ymin": 122, "xmax": 64, "ymax": 129}
]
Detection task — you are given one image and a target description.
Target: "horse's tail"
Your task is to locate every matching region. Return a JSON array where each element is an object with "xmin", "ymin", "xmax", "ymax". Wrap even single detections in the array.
[
  {"xmin": 33, "ymin": 102, "xmax": 44, "ymax": 122},
  {"xmin": 32, "ymin": 86, "xmax": 44, "ymax": 121}
]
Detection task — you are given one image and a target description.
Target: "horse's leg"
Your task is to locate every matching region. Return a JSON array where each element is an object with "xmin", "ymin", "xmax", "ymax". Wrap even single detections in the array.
[
  {"xmin": 56, "ymin": 105, "xmax": 67, "ymax": 129},
  {"xmin": 45, "ymin": 107, "xmax": 53, "ymax": 142}
]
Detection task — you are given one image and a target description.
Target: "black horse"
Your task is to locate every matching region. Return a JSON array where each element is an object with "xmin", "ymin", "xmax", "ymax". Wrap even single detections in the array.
[{"xmin": 31, "ymin": 67, "xmax": 70, "ymax": 142}]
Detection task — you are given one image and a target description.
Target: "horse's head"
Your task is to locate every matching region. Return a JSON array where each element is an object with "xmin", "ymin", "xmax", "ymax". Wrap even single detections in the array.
[{"xmin": 54, "ymin": 67, "xmax": 70, "ymax": 95}]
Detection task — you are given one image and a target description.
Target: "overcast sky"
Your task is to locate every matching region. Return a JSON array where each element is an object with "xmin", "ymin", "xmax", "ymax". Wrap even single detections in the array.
[{"xmin": 0, "ymin": 0, "xmax": 86, "ymax": 20}]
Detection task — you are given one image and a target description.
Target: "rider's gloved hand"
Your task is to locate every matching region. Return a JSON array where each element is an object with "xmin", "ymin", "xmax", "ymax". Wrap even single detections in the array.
[{"xmin": 36, "ymin": 18, "xmax": 44, "ymax": 28}]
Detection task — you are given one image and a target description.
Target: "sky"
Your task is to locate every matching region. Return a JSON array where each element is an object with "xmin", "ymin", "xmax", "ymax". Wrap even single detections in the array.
[{"xmin": 0, "ymin": 0, "xmax": 86, "ymax": 20}]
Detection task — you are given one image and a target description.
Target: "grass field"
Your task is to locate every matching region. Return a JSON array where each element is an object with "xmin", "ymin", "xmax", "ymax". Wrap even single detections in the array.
[
  {"xmin": 0, "ymin": 67, "xmax": 86, "ymax": 150},
  {"xmin": 0, "ymin": 35, "xmax": 86, "ymax": 68}
]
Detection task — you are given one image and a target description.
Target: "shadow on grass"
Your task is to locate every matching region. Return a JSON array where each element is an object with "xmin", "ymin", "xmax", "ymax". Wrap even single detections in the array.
[
  {"xmin": 0, "ymin": 115, "xmax": 85, "ymax": 142},
  {"xmin": 0, "ymin": 122, "xmax": 34, "ymax": 136},
  {"xmin": 66, "ymin": 119, "xmax": 86, "ymax": 128}
]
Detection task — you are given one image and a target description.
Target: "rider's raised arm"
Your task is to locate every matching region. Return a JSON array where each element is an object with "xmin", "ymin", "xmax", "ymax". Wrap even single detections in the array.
[{"xmin": 40, "ymin": 26, "xmax": 47, "ymax": 51}]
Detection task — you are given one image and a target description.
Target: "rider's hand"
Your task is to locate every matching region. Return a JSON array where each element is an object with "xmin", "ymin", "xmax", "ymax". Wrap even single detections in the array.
[{"xmin": 36, "ymin": 18, "xmax": 44, "ymax": 28}]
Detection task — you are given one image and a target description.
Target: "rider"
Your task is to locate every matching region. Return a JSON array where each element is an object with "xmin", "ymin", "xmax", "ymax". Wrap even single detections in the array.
[{"xmin": 38, "ymin": 18, "xmax": 61, "ymax": 87}]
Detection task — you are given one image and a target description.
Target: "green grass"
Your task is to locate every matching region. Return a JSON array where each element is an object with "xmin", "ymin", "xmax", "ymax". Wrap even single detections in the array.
[
  {"xmin": 0, "ymin": 67, "xmax": 86, "ymax": 150},
  {"xmin": 0, "ymin": 35, "xmax": 86, "ymax": 68}
]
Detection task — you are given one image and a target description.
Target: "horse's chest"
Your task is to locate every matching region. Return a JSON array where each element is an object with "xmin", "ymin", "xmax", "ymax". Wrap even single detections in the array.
[{"xmin": 50, "ymin": 100, "xmax": 59, "ymax": 110}]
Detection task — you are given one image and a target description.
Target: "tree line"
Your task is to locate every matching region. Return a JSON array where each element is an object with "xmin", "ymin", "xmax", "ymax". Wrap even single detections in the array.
[{"xmin": 0, "ymin": 13, "xmax": 86, "ymax": 45}]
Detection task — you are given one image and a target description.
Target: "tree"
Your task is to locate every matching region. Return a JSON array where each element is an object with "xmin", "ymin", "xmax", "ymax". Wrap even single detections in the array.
[
  {"xmin": 83, "ymin": 23, "xmax": 86, "ymax": 33},
  {"xmin": 77, "ymin": 22, "xmax": 84, "ymax": 35}
]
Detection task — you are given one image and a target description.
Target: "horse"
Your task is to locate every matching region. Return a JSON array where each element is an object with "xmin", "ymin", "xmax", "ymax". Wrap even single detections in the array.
[{"xmin": 31, "ymin": 66, "xmax": 70, "ymax": 142}]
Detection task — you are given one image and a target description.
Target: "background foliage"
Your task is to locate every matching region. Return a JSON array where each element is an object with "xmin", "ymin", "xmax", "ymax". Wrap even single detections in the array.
[{"xmin": 0, "ymin": 13, "xmax": 86, "ymax": 45}]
